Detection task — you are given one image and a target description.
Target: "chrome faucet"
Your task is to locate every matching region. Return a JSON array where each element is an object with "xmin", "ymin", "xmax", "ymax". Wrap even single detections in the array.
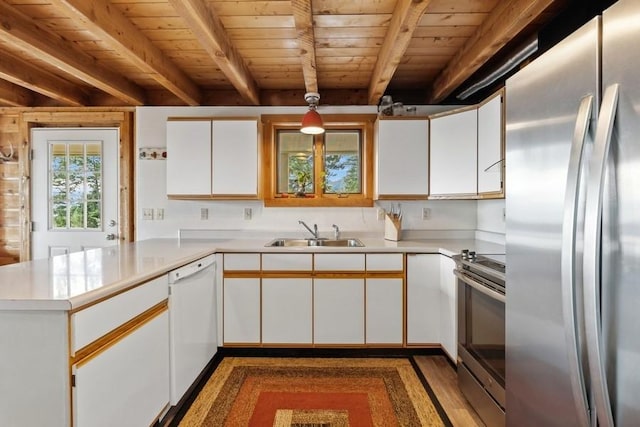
[
  {"xmin": 299, "ymin": 220, "xmax": 319, "ymax": 239},
  {"xmin": 332, "ymin": 224, "xmax": 340, "ymax": 240}
]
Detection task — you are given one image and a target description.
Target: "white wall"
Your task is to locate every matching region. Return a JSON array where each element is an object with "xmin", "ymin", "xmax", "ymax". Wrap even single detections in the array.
[
  {"xmin": 476, "ymin": 199, "xmax": 506, "ymax": 243},
  {"xmin": 135, "ymin": 106, "xmax": 480, "ymax": 240}
]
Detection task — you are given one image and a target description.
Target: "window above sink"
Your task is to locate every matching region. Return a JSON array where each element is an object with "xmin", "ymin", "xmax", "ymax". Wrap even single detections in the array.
[{"xmin": 261, "ymin": 114, "xmax": 375, "ymax": 207}]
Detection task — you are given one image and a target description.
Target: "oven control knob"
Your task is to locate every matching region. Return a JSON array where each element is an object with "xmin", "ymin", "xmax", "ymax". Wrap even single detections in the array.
[
  {"xmin": 461, "ymin": 249, "xmax": 469, "ymax": 259},
  {"xmin": 469, "ymin": 251, "xmax": 477, "ymax": 260}
]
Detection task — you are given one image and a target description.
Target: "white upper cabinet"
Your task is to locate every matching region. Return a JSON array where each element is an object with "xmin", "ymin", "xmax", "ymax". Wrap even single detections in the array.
[
  {"xmin": 375, "ymin": 118, "xmax": 429, "ymax": 198},
  {"xmin": 166, "ymin": 118, "xmax": 259, "ymax": 198},
  {"xmin": 212, "ymin": 120, "xmax": 259, "ymax": 196},
  {"xmin": 477, "ymin": 92, "xmax": 504, "ymax": 195},
  {"xmin": 166, "ymin": 120, "xmax": 212, "ymax": 196},
  {"xmin": 429, "ymin": 108, "xmax": 478, "ymax": 196}
]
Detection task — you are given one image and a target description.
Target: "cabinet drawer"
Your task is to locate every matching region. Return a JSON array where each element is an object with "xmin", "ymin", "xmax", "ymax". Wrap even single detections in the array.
[
  {"xmin": 262, "ymin": 253, "xmax": 312, "ymax": 271},
  {"xmin": 314, "ymin": 253, "xmax": 365, "ymax": 271},
  {"xmin": 71, "ymin": 275, "xmax": 168, "ymax": 354},
  {"xmin": 223, "ymin": 253, "xmax": 260, "ymax": 271},
  {"xmin": 366, "ymin": 253, "xmax": 404, "ymax": 271}
]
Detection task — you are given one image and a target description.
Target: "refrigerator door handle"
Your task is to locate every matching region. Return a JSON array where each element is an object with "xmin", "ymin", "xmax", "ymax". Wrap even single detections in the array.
[
  {"xmin": 561, "ymin": 94, "xmax": 594, "ymax": 427},
  {"xmin": 584, "ymin": 83, "xmax": 619, "ymax": 427}
]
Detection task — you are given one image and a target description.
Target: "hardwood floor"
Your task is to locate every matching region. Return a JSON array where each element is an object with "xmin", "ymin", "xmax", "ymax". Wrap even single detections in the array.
[{"xmin": 413, "ymin": 355, "xmax": 486, "ymax": 427}]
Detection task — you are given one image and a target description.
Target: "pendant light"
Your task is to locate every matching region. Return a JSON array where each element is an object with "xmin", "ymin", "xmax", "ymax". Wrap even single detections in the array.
[{"xmin": 300, "ymin": 92, "xmax": 325, "ymax": 134}]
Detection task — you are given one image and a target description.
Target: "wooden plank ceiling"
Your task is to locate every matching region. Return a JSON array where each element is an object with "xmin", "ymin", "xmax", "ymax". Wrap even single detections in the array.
[{"xmin": 0, "ymin": 0, "xmax": 568, "ymax": 107}]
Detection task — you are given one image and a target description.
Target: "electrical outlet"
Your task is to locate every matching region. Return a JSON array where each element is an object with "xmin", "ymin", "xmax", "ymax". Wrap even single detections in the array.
[
  {"xmin": 377, "ymin": 208, "xmax": 385, "ymax": 221},
  {"xmin": 243, "ymin": 207, "xmax": 252, "ymax": 220},
  {"xmin": 142, "ymin": 208, "xmax": 154, "ymax": 220},
  {"xmin": 422, "ymin": 207, "xmax": 431, "ymax": 220},
  {"xmin": 155, "ymin": 208, "xmax": 164, "ymax": 220},
  {"xmin": 200, "ymin": 208, "xmax": 208, "ymax": 220}
]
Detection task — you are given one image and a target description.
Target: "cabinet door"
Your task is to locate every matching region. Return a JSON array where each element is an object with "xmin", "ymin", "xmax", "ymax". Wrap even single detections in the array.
[
  {"xmin": 478, "ymin": 94, "xmax": 504, "ymax": 194},
  {"xmin": 262, "ymin": 278, "xmax": 312, "ymax": 344},
  {"xmin": 406, "ymin": 254, "xmax": 440, "ymax": 344},
  {"xmin": 211, "ymin": 120, "xmax": 259, "ymax": 196},
  {"xmin": 223, "ymin": 278, "xmax": 260, "ymax": 344},
  {"xmin": 429, "ymin": 109, "xmax": 478, "ymax": 195},
  {"xmin": 314, "ymin": 278, "xmax": 364, "ymax": 344},
  {"xmin": 376, "ymin": 118, "xmax": 429, "ymax": 197},
  {"xmin": 166, "ymin": 120, "xmax": 211, "ymax": 195},
  {"xmin": 366, "ymin": 278, "xmax": 403, "ymax": 344},
  {"xmin": 439, "ymin": 255, "xmax": 457, "ymax": 361},
  {"xmin": 73, "ymin": 311, "xmax": 170, "ymax": 427}
]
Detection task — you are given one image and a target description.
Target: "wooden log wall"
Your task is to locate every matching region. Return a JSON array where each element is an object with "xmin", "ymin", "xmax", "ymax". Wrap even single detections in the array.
[
  {"xmin": 0, "ymin": 114, "xmax": 21, "ymax": 265},
  {"xmin": 0, "ymin": 108, "xmax": 134, "ymax": 265}
]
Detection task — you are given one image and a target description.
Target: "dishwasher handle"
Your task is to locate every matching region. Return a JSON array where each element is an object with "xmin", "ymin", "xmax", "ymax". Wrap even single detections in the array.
[{"xmin": 169, "ymin": 254, "xmax": 215, "ymax": 284}]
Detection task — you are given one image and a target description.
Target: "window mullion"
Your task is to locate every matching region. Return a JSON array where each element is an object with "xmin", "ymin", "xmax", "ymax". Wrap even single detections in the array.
[{"xmin": 314, "ymin": 134, "xmax": 324, "ymax": 196}]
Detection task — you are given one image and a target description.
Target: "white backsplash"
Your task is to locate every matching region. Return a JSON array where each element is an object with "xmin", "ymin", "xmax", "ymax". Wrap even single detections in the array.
[
  {"xmin": 135, "ymin": 105, "xmax": 500, "ymax": 241},
  {"xmin": 475, "ymin": 199, "xmax": 506, "ymax": 244}
]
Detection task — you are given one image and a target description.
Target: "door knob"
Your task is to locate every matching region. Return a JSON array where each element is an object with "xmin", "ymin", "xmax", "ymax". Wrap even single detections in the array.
[{"xmin": 106, "ymin": 233, "xmax": 117, "ymax": 241}]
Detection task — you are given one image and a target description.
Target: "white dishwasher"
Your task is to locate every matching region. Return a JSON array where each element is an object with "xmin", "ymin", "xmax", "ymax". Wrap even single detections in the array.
[{"xmin": 168, "ymin": 254, "xmax": 217, "ymax": 405}]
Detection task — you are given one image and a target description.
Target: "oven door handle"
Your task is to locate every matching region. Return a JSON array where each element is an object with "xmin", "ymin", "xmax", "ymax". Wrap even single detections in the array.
[{"xmin": 454, "ymin": 270, "xmax": 505, "ymax": 303}]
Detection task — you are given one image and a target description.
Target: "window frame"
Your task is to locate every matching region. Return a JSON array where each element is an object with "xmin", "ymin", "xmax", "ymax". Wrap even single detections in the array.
[{"xmin": 262, "ymin": 114, "xmax": 375, "ymax": 207}]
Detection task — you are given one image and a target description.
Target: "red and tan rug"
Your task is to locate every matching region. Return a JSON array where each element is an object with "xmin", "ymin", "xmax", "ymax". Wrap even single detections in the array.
[{"xmin": 178, "ymin": 357, "xmax": 449, "ymax": 427}]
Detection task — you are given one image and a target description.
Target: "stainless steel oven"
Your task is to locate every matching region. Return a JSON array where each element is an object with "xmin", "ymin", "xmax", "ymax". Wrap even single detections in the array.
[{"xmin": 454, "ymin": 250, "xmax": 505, "ymax": 427}]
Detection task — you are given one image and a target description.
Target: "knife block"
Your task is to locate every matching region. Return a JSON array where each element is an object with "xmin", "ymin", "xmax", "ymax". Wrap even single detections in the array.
[{"xmin": 384, "ymin": 214, "xmax": 402, "ymax": 241}]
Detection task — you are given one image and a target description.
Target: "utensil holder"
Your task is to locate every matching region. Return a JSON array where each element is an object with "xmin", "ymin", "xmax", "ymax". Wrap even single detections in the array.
[{"xmin": 384, "ymin": 214, "xmax": 402, "ymax": 241}]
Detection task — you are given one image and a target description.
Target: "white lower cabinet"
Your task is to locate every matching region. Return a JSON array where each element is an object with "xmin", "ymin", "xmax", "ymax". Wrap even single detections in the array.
[
  {"xmin": 72, "ymin": 310, "xmax": 170, "ymax": 427},
  {"xmin": 406, "ymin": 253, "xmax": 441, "ymax": 344},
  {"xmin": 366, "ymin": 278, "xmax": 403, "ymax": 344},
  {"xmin": 223, "ymin": 278, "xmax": 261, "ymax": 344},
  {"xmin": 262, "ymin": 278, "xmax": 312, "ymax": 344},
  {"xmin": 314, "ymin": 278, "xmax": 365, "ymax": 344},
  {"xmin": 440, "ymin": 255, "xmax": 458, "ymax": 361}
]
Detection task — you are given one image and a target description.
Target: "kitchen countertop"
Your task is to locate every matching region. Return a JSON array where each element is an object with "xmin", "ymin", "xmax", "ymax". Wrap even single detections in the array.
[{"xmin": 0, "ymin": 236, "xmax": 504, "ymax": 311}]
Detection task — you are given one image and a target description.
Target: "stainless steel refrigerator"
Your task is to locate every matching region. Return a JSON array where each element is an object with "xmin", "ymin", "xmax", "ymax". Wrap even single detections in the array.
[{"xmin": 506, "ymin": 0, "xmax": 640, "ymax": 425}]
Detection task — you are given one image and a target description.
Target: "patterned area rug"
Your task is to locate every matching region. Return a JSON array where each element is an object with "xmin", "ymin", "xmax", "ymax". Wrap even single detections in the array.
[{"xmin": 178, "ymin": 357, "xmax": 450, "ymax": 427}]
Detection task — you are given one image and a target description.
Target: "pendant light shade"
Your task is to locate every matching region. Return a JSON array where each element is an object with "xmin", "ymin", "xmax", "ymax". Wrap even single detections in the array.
[{"xmin": 301, "ymin": 92, "xmax": 325, "ymax": 134}]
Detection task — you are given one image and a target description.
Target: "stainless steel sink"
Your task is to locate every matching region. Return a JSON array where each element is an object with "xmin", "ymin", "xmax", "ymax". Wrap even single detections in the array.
[{"xmin": 265, "ymin": 238, "xmax": 364, "ymax": 247}]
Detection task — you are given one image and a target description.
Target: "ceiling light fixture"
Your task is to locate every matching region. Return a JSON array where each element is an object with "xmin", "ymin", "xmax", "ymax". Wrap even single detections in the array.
[{"xmin": 300, "ymin": 92, "xmax": 325, "ymax": 134}]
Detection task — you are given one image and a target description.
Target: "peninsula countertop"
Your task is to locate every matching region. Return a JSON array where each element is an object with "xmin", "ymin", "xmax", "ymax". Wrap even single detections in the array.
[{"xmin": 0, "ymin": 236, "xmax": 504, "ymax": 311}]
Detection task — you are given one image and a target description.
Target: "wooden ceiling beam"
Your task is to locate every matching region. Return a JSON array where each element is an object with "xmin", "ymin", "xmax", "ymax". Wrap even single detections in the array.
[
  {"xmin": 367, "ymin": 0, "xmax": 432, "ymax": 105},
  {"xmin": 0, "ymin": 79, "xmax": 34, "ymax": 107},
  {"xmin": 429, "ymin": 0, "xmax": 557, "ymax": 103},
  {"xmin": 0, "ymin": 2, "xmax": 145, "ymax": 106},
  {"xmin": 168, "ymin": 0, "xmax": 260, "ymax": 105},
  {"xmin": 50, "ymin": 0, "xmax": 201, "ymax": 106},
  {"xmin": 0, "ymin": 51, "xmax": 89, "ymax": 107},
  {"xmin": 291, "ymin": 0, "xmax": 318, "ymax": 94}
]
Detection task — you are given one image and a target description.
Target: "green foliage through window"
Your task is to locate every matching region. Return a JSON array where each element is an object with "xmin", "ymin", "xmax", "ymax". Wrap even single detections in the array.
[
  {"xmin": 50, "ymin": 142, "xmax": 102, "ymax": 230},
  {"xmin": 276, "ymin": 129, "xmax": 362, "ymax": 196}
]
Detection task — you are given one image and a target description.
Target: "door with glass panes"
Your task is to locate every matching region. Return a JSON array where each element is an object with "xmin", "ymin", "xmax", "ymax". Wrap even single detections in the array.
[{"xmin": 31, "ymin": 128, "xmax": 119, "ymax": 259}]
